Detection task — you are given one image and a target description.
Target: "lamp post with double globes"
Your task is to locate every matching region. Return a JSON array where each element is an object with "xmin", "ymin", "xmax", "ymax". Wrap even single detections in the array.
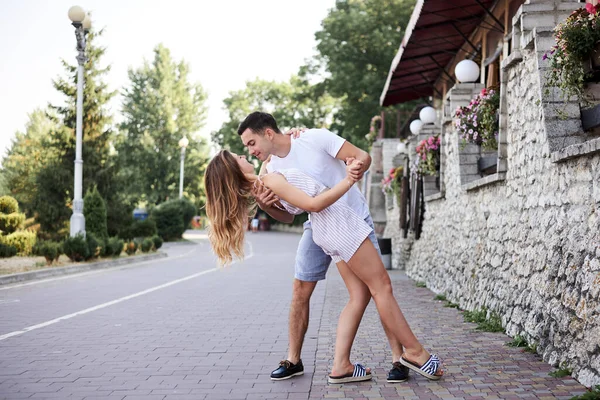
[
  {"xmin": 178, "ymin": 136, "xmax": 189, "ymax": 199},
  {"xmin": 67, "ymin": 6, "xmax": 91, "ymax": 237}
]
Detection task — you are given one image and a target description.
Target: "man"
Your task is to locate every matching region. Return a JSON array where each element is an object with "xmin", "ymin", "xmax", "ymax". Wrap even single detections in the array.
[{"xmin": 238, "ymin": 111, "xmax": 409, "ymax": 383}]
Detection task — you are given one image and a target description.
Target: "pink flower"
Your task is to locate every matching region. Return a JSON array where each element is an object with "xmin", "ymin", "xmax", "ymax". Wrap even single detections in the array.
[{"xmin": 586, "ymin": 2, "xmax": 596, "ymax": 15}]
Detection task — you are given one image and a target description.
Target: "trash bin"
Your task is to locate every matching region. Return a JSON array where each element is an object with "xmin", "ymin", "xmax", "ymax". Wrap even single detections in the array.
[{"xmin": 378, "ymin": 237, "xmax": 392, "ymax": 270}]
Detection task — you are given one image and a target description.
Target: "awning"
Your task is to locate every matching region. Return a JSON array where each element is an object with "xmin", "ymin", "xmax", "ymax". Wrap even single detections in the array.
[{"xmin": 380, "ymin": 0, "xmax": 501, "ymax": 107}]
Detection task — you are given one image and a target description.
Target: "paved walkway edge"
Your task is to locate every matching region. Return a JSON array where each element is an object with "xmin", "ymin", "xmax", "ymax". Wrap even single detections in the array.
[{"xmin": 0, "ymin": 252, "xmax": 168, "ymax": 286}]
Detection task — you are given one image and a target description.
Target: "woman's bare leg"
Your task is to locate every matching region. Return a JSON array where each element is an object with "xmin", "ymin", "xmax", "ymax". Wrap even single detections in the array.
[
  {"xmin": 329, "ymin": 261, "xmax": 370, "ymax": 376},
  {"xmin": 346, "ymin": 239, "xmax": 442, "ymax": 375},
  {"xmin": 334, "ymin": 261, "xmax": 403, "ymax": 374}
]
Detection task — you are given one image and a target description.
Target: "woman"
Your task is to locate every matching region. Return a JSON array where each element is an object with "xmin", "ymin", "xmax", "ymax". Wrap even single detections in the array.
[{"xmin": 204, "ymin": 150, "xmax": 443, "ymax": 382}]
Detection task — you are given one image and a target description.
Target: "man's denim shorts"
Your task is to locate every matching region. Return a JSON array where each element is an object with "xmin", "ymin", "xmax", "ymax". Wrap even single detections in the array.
[{"xmin": 294, "ymin": 214, "xmax": 381, "ymax": 282}]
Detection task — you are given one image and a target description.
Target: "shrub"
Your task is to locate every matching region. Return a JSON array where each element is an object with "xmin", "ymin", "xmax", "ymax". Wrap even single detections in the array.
[
  {"xmin": 0, "ymin": 196, "xmax": 18, "ymax": 214},
  {"xmin": 83, "ymin": 186, "xmax": 108, "ymax": 240},
  {"xmin": 2, "ymin": 230, "xmax": 37, "ymax": 255},
  {"xmin": 151, "ymin": 235, "xmax": 163, "ymax": 250},
  {"xmin": 0, "ymin": 213, "xmax": 25, "ymax": 234},
  {"xmin": 130, "ymin": 219, "xmax": 157, "ymax": 238},
  {"xmin": 85, "ymin": 233, "xmax": 103, "ymax": 260},
  {"xmin": 110, "ymin": 237, "xmax": 124, "ymax": 257},
  {"xmin": 125, "ymin": 241, "xmax": 138, "ymax": 255},
  {"xmin": 141, "ymin": 238, "xmax": 153, "ymax": 253},
  {"xmin": 0, "ymin": 243, "xmax": 17, "ymax": 258},
  {"xmin": 152, "ymin": 198, "xmax": 197, "ymax": 241},
  {"xmin": 35, "ymin": 241, "xmax": 62, "ymax": 265},
  {"xmin": 63, "ymin": 234, "xmax": 89, "ymax": 262}
]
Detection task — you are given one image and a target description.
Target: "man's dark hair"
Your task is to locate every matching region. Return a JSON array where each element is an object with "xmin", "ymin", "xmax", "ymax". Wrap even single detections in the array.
[{"xmin": 237, "ymin": 111, "xmax": 281, "ymax": 136}]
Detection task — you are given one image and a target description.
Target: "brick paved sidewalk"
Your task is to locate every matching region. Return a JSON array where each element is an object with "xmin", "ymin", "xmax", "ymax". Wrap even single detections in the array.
[{"xmin": 310, "ymin": 268, "xmax": 590, "ymax": 400}]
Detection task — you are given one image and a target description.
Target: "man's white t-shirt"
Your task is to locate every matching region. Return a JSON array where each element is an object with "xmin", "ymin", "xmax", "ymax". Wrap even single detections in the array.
[{"xmin": 266, "ymin": 128, "xmax": 370, "ymax": 220}]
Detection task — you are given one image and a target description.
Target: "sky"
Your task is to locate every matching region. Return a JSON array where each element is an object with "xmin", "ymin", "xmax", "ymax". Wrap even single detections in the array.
[{"xmin": 0, "ymin": 0, "xmax": 337, "ymax": 161}]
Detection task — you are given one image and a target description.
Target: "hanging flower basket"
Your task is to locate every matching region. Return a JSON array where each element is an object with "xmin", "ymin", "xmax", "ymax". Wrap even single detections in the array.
[
  {"xmin": 415, "ymin": 136, "xmax": 441, "ymax": 176},
  {"xmin": 454, "ymin": 88, "xmax": 499, "ymax": 151},
  {"xmin": 544, "ymin": 3, "xmax": 600, "ymax": 103}
]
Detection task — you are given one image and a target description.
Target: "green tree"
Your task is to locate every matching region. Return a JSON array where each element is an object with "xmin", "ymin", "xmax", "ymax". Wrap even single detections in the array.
[
  {"xmin": 83, "ymin": 186, "xmax": 108, "ymax": 240},
  {"xmin": 211, "ymin": 74, "xmax": 339, "ymax": 156},
  {"xmin": 1, "ymin": 109, "xmax": 59, "ymax": 215},
  {"xmin": 117, "ymin": 44, "xmax": 210, "ymax": 209},
  {"xmin": 313, "ymin": 0, "xmax": 416, "ymax": 148}
]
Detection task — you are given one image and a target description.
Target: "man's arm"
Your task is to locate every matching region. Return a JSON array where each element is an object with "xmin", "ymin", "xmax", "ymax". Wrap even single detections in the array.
[{"xmin": 335, "ymin": 141, "xmax": 372, "ymax": 180}]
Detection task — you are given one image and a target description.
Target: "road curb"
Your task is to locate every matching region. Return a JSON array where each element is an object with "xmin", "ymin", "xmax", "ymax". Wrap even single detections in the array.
[{"xmin": 0, "ymin": 252, "xmax": 168, "ymax": 286}]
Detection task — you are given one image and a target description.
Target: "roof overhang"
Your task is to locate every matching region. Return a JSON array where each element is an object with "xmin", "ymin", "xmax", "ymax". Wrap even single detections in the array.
[{"xmin": 380, "ymin": 0, "xmax": 501, "ymax": 107}]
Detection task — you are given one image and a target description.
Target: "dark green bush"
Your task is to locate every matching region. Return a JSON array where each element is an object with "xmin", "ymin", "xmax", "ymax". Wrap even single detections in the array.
[
  {"xmin": 152, "ymin": 198, "xmax": 197, "ymax": 241},
  {"xmin": 130, "ymin": 219, "xmax": 157, "ymax": 238},
  {"xmin": 83, "ymin": 187, "xmax": 108, "ymax": 240},
  {"xmin": 141, "ymin": 238, "xmax": 153, "ymax": 253},
  {"xmin": 63, "ymin": 234, "xmax": 89, "ymax": 262},
  {"xmin": 0, "ymin": 243, "xmax": 17, "ymax": 258},
  {"xmin": 125, "ymin": 241, "xmax": 137, "ymax": 255},
  {"xmin": 151, "ymin": 235, "xmax": 163, "ymax": 250},
  {"xmin": 85, "ymin": 233, "xmax": 102, "ymax": 260},
  {"xmin": 0, "ymin": 196, "xmax": 18, "ymax": 214},
  {"xmin": 111, "ymin": 237, "xmax": 124, "ymax": 257},
  {"xmin": 33, "ymin": 240, "xmax": 63, "ymax": 264}
]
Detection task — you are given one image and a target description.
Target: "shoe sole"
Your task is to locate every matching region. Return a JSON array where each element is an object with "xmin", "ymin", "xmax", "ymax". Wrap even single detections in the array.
[
  {"xmin": 270, "ymin": 371, "xmax": 304, "ymax": 381},
  {"xmin": 328, "ymin": 374, "xmax": 372, "ymax": 384},
  {"xmin": 387, "ymin": 378, "xmax": 408, "ymax": 383},
  {"xmin": 399, "ymin": 358, "xmax": 441, "ymax": 381}
]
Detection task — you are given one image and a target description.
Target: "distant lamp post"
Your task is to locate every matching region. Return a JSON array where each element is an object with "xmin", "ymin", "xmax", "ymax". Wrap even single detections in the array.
[
  {"xmin": 409, "ymin": 119, "xmax": 423, "ymax": 135},
  {"xmin": 178, "ymin": 136, "xmax": 189, "ymax": 199},
  {"xmin": 68, "ymin": 5, "xmax": 91, "ymax": 237},
  {"xmin": 455, "ymin": 59, "xmax": 480, "ymax": 83},
  {"xmin": 419, "ymin": 106, "xmax": 437, "ymax": 125}
]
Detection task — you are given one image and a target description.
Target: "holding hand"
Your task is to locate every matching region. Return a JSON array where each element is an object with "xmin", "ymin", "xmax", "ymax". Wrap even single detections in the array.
[
  {"xmin": 253, "ymin": 182, "xmax": 279, "ymax": 209},
  {"xmin": 284, "ymin": 127, "xmax": 308, "ymax": 139},
  {"xmin": 346, "ymin": 158, "xmax": 364, "ymax": 184},
  {"xmin": 345, "ymin": 157, "xmax": 364, "ymax": 182}
]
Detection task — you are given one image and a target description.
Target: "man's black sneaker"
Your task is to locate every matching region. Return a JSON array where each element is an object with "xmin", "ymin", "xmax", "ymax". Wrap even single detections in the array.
[
  {"xmin": 387, "ymin": 361, "xmax": 409, "ymax": 383},
  {"xmin": 270, "ymin": 359, "xmax": 304, "ymax": 380}
]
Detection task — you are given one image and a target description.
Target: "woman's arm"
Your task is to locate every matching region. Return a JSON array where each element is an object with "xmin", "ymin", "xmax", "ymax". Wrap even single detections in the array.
[{"xmin": 261, "ymin": 162, "xmax": 361, "ymax": 213}]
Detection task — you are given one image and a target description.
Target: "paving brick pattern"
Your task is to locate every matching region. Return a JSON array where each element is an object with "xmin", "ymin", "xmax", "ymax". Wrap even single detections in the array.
[
  {"xmin": 0, "ymin": 232, "xmax": 591, "ymax": 399},
  {"xmin": 310, "ymin": 269, "xmax": 590, "ymax": 400}
]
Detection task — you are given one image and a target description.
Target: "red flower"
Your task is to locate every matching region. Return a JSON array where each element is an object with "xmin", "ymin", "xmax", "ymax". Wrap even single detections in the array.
[{"xmin": 481, "ymin": 88, "xmax": 488, "ymax": 96}]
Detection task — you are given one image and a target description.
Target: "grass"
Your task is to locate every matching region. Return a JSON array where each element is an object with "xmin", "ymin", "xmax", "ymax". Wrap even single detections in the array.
[
  {"xmin": 434, "ymin": 294, "xmax": 447, "ymax": 301},
  {"xmin": 569, "ymin": 386, "xmax": 600, "ymax": 400},
  {"xmin": 524, "ymin": 343, "xmax": 538, "ymax": 354},
  {"xmin": 463, "ymin": 308, "xmax": 504, "ymax": 333},
  {"xmin": 549, "ymin": 366, "xmax": 573, "ymax": 378},
  {"xmin": 415, "ymin": 281, "xmax": 427, "ymax": 288},
  {"xmin": 444, "ymin": 301, "xmax": 460, "ymax": 309},
  {"xmin": 506, "ymin": 335, "xmax": 528, "ymax": 348}
]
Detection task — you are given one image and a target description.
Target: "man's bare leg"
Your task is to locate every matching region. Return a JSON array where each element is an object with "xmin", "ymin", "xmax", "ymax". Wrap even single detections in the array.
[{"xmin": 287, "ymin": 279, "xmax": 317, "ymax": 364}]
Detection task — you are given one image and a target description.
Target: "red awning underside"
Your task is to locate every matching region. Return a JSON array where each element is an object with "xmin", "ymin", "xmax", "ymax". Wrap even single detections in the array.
[{"xmin": 381, "ymin": 0, "xmax": 498, "ymax": 106}]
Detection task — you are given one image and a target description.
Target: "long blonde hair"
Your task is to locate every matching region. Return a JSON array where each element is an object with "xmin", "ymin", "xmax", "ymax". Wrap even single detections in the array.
[{"xmin": 204, "ymin": 150, "xmax": 256, "ymax": 265}]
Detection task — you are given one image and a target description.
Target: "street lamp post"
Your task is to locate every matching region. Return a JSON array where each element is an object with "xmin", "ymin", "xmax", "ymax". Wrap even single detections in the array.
[
  {"xmin": 178, "ymin": 136, "xmax": 189, "ymax": 199},
  {"xmin": 68, "ymin": 6, "xmax": 91, "ymax": 237}
]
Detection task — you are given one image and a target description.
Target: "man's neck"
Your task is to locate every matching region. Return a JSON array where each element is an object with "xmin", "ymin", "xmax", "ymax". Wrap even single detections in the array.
[{"xmin": 271, "ymin": 134, "xmax": 292, "ymax": 158}]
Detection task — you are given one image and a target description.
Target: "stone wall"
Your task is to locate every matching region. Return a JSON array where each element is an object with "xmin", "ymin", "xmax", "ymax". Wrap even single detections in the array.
[{"xmin": 403, "ymin": 34, "xmax": 600, "ymax": 386}]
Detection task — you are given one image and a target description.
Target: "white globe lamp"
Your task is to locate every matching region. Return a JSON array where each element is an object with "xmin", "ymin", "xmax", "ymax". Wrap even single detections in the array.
[
  {"xmin": 409, "ymin": 119, "xmax": 423, "ymax": 135},
  {"xmin": 396, "ymin": 141, "xmax": 407, "ymax": 154},
  {"xmin": 455, "ymin": 59, "xmax": 480, "ymax": 83},
  {"xmin": 419, "ymin": 106, "xmax": 437, "ymax": 124},
  {"xmin": 68, "ymin": 5, "xmax": 86, "ymax": 23}
]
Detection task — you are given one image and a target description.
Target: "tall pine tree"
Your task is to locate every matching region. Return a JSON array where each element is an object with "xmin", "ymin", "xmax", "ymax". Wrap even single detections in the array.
[
  {"xmin": 33, "ymin": 29, "xmax": 127, "ymax": 237},
  {"xmin": 117, "ymin": 44, "xmax": 209, "ymax": 208}
]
